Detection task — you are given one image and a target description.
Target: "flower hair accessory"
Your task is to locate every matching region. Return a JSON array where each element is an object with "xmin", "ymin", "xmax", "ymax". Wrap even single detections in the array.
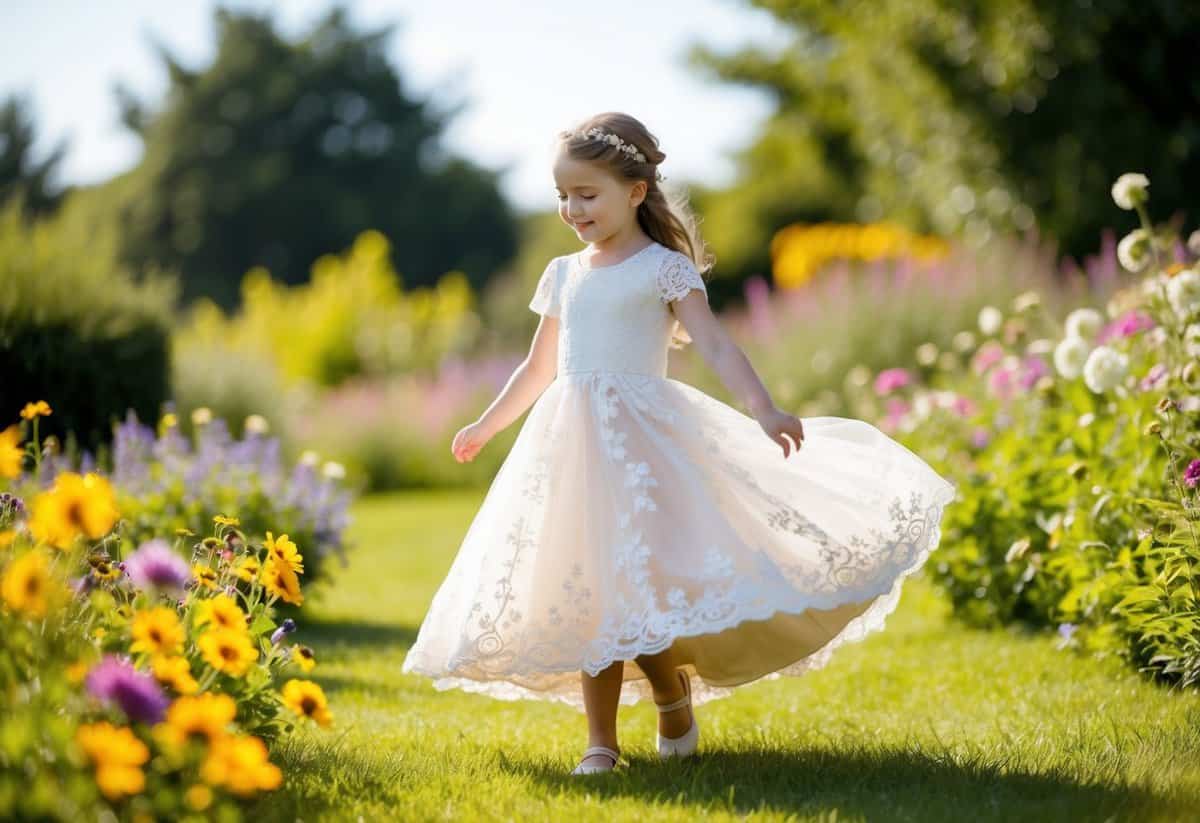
[{"xmin": 583, "ymin": 127, "xmax": 665, "ymax": 182}]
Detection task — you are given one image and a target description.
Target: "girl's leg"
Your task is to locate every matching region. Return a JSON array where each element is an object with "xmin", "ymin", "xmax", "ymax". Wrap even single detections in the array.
[
  {"xmin": 579, "ymin": 659, "xmax": 624, "ymax": 767},
  {"xmin": 634, "ymin": 647, "xmax": 692, "ymax": 738}
]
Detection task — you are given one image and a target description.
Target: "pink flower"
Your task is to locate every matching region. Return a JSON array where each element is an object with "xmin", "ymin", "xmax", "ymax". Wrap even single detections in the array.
[
  {"xmin": 970, "ymin": 428, "xmax": 991, "ymax": 449},
  {"xmin": 971, "ymin": 341, "xmax": 1005, "ymax": 375},
  {"xmin": 1018, "ymin": 356, "xmax": 1049, "ymax": 390},
  {"xmin": 987, "ymin": 366, "xmax": 1016, "ymax": 400},
  {"xmin": 1138, "ymin": 363, "xmax": 1168, "ymax": 392},
  {"xmin": 874, "ymin": 368, "xmax": 913, "ymax": 396},
  {"xmin": 1099, "ymin": 310, "xmax": 1156, "ymax": 343},
  {"xmin": 951, "ymin": 394, "xmax": 977, "ymax": 418},
  {"xmin": 882, "ymin": 397, "xmax": 911, "ymax": 432},
  {"xmin": 1185, "ymin": 459, "xmax": 1200, "ymax": 488}
]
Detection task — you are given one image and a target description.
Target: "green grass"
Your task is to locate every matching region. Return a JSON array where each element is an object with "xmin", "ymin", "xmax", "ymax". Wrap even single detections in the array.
[{"xmin": 251, "ymin": 489, "xmax": 1200, "ymax": 822}]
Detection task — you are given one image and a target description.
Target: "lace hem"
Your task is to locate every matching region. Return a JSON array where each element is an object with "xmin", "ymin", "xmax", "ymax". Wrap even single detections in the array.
[{"xmin": 401, "ymin": 480, "xmax": 955, "ymax": 713}]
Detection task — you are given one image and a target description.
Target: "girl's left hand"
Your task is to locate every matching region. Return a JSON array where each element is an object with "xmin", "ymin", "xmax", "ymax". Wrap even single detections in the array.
[{"xmin": 756, "ymin": 406, "xmax": 806, "ymax": 458}]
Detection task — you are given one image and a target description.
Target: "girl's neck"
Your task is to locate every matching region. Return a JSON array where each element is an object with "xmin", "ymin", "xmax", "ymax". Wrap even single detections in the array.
[{"xmin": 585, "ymin": 228, "xmax": 654, "ymax": 266}]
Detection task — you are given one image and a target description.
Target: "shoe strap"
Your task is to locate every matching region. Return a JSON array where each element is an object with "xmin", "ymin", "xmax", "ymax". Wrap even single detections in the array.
[
  {"xmin": 581, "ymin": 745, "xmax": 619, "ymax": 763},
  {"xmin": 656, "ymin": 694, "xmax": 691, "ymax": 713}
]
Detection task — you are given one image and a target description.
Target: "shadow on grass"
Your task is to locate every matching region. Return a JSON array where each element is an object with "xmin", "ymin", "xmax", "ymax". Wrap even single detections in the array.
[
  {"xmin": 295, "ymin": 614, "xmax": 419, "ymax": 653},
  {"xmin": 509, "ymin": 744, "xmax": 1189, "ymax": 821}
]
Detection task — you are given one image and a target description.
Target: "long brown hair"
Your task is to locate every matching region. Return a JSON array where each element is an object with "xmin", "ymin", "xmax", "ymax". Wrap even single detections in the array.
[{"xmin": 556, "ymin": 113, "xmax": 714, "ymax": 347}]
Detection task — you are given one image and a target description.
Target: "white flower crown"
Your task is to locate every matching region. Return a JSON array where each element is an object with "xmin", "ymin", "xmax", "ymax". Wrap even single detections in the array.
[{"xmin": 583, "ymin": 127, "xmax": 665, "ymax": 182}]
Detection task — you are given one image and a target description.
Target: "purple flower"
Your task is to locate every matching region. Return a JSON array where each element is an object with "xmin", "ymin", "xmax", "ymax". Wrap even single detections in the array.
[
  {"xmin": 874, "ymin": 368, "xmax": 913, "ymax": 396},
  {"xmin": 271, "ymin": 618, "xmax": 297, "ymax": 646},
  {"xmin": 970, "ymin": 428, "xmax": 991, "ymax": 449},
  {"xmin": 1139, "ymin": 363, "xmax": 1168, "ymax": 392},
  {"xmin": 85, "ymin": 656, "xmax": 170, "ymax": 724},
  {"xmin": 124, "ymin": 539, "xmax": 191, "ymax": 591},
  {"xmin": 1184, "ymin": 459, "xmax": 1200, "ymax": 489},
  {"xmin": 1018, "ymin": 356, "xmax": 1050, "ymax": 391}
]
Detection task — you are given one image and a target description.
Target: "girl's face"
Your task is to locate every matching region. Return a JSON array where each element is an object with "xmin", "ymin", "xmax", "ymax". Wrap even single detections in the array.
[{"xmin": 553, "ymin": 149, "xmax": 646, "ymax": 242}]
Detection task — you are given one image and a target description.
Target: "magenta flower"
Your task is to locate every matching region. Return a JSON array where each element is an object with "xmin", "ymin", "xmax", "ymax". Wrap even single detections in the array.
[
  {"xmin": 987, "ymin": 366, "xmax": 1016, "ymax": 400},
  {"xmin": 951, "ymin": 394, "xmax": 977, "ymax": 418},
  {"xmin": 1185, "ymin": 459, "xmax": 1200, "ymax": 489},
  {"xmin": 971, "ymin": 428, "xmax": 991, "ymax": 449},
  {"xmin": 1018, "ymin": 356, "xmax": 1049, "ymax": 391},
  {"xmin": 874, "ymin": 368, "xmax": 913, "ymax": 396},
  {"xmin": 124, "ymin": 538, "xmax": 190, "ymax": 591},
  {"xmin": 1100, "ymin": 310, "xmax": 1156, "ymax": 343},
  {"xmin": 85, "ymin": 655, "xmax": 170, "ymax": 724}
]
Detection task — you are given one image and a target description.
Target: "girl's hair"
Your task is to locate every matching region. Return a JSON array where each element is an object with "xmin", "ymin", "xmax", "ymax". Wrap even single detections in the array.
[{"xmin": 556, "ymin": 112, "xmax": 714, "ymax": 348}]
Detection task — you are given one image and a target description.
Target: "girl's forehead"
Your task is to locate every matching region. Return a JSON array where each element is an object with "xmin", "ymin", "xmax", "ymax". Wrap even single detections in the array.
[{"xmin": 553, "ymin": 156, "xmax": 611, "ymax": 189}]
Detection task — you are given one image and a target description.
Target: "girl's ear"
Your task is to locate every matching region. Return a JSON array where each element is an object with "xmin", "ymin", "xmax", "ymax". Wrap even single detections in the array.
[{"xmin": 630, "ymin": 180, "xmax": 648, "ymax": 207}]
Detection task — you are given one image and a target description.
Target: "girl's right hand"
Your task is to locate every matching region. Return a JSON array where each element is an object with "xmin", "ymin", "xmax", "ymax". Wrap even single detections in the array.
[{"xmin": 451, "ymin": 421, "xmax": 492, "ymax": 463}]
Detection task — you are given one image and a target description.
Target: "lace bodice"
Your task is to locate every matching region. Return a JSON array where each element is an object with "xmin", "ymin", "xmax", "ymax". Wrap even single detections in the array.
[{"xmin": 528, "ymin": 242, "xmax": 707, "ymax": 377}]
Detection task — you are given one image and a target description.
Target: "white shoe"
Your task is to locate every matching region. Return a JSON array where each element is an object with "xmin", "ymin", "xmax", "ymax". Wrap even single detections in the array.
[
  {"xmin": 570, "ymin": 745, "xmax": 620, "ymax": 775},
  {"xmin": 655, "ymin": 669, "xmax": 699, "ymax": 759}
]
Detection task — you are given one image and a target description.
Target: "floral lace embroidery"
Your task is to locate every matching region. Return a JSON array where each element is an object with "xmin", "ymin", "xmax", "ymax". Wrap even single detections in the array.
[{"xmin": 655, "ymin": 251, "xmax": 707, "ymax": 303}]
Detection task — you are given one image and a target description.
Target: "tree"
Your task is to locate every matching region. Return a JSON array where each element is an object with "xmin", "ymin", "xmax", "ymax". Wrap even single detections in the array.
[
  {"xmin": 0, "ymin": 94, "xmax": 67, "ymax": 216},
  {"xmin": 109, "ymin": 5, "xmax": 518, "ymax": 310},
  {"xmin": 688, "ymin": 0, "xmax": 1200, "ymax": 279}
]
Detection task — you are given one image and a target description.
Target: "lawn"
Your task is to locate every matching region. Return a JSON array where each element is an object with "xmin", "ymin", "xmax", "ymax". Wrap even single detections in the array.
[{"xmin": 250, "ymin": 489, "xmax": 1200, "ymax": 822}]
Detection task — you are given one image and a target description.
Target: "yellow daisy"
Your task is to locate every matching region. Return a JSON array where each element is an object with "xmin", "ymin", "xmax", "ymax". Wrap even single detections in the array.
[
  {"xmin": 264, "ymin": 531, "xmax": 304, "ymax": 575},
  {"xmin": 261, "ymin": 557, "xmax": 303, "ymax": 606},
  {"xmin": 0, "ymin": 424, "xmax": 23, "ymax": 479},
  {"xmin": 290, "ymin": 644, "xmax": 316, "ymax": 673},
  {"xmin": 213, "ymin": 515, "xmax": 240, "ymax": 527},
  {"xmin": 28, "ymin": 472, "xmax": 119, "ymax": 549},
  {"xmin": 151, "ymin": 656, "xmax": 199, "ymax": 696},
  {"xmin": 129, "ymin": 607, "xmax": 185, "ymax": 657},
  {"xmin": 154, "ymin": 692, "xmax": 236, "ymax": 748},
  {"xmin": 194, "ymin": 593, "xmax": 247, "ymax": 634},
  {"xmin": 280, "ymin": 679, "xmax": 332, "ymax": 727},
  {"xmin": 198, "ymin": 628, "xmax": 258, "ymax": 676},
  {"xmin": 74, "ymin": 722, "xmax": 150, "ymax": 801},
  {"xmin": 192, "ymin": 563, "xmax": 219, "ymax": 591},
  {"xmin": 234, "ymin": 555, "xmax": 260, "ymax": 582},
  {"xmin": 200, "ymin": 734, "xmax": 283, "ymax": 796},
  {"xmin": 1, "ymin": 550, "xmax": 51, "ymax": 617},
  {"xmin": 19, "ymin": 400, "xmax": 52, "ymax": 420}
]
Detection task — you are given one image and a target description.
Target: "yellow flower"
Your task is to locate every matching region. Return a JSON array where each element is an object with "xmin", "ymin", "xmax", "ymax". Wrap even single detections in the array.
[
  {"xmin": 28, "ymin": 472, "xmax": 119, "ymax": 549},
  {"xmin": 194, "ymin": 593, "xmax": 247, "ymax": 634},
  {"xmin": 213, "ymin": 515, "xmax": 240, "ymax": 527},
  {"xmin": 280, "ymin": 679, "xmax": 332, "ymax": 727},
  {"xmin": 0, "ymin": 529, "xmax": 16, "ymax": 549},
  {"xmin": 198, "ymin": 628, "xmax": 258, "ymax": 676},
  {"xmin": 152, "ymin": 656, "xmax": 199, "ymax": 695},
  {"xmin": 74, "ymin": 722, "xmax": 149, "ymax": 801},
  {"xmin": 290, "ymin": 644, "xmax": 316, "ymax": 673},
  {"xmin": 0, "ymin": 425, "xmax": 23, "ymax": 479},
  {"xmin": 264, "ymin": 531, "xmax": 303, "ymax": 575},
  {"xmin": 200, "ymin": 734, "xmax": 283, "ymax": 796},
  {"xmin": 66, "ymin": 659, "xmax": 91, "ymax": 684},
  {"xmin": 20, "ymin": 400, "xmax": 52, "ymax": 420},
  {"xmin": 261, "ymin": 557, "xmax": 303, "ymax": 605},
  {"xmin": 130, "ymin": 607, "xmax": 185, "ymax": 657},
  {"xmin": 192, "ymin": 563, "xmax": 219, "ymax": 590},
  {"xmin": 2, "ymin": 550, "xmax": 51, "ymax": 617},
  {"xmin": 184, "ymin": 784, "xmax": 213, "ymax": 811},
  {"xmin": 154, "ymin": 692, "xmax": 236, "ymax": 748},
  {"xmin": 234, "ymin": 555, "xmax": 260, "ymax": 582}
]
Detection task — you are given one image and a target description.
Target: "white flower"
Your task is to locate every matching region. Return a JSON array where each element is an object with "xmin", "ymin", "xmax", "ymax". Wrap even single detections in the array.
[
  {"xmin": 1064, "ymin": 308, "xmax": 1103, "ymax": 341},
  {"xmin": 1025, "ymin": 338, "xmax": 1055, "ymax": 356},
  {"xmin": 1111, "ymin": 172, "xmax": 1149, "ymax": 210},
  {"xmin": 1053, "ymin": 336, "xmax": 1091, "ymax": 379},
  {"xmin": 1165, "ymin": 269, "xmax": 1200, "ymax": 319},
  {"xmin": 299, "ymin": 449, "xmax": 320, "ymax": 467},
  {"xmin": 1185, "ymin": 323, "xmax": 1200, "ymax": 358},
  {"xmin": 321, "ymin": 460, "xmax": 346, "ymax": 480},
  {"xmin": 915, "ymin": 342, "xmax": 939, "ymax": 366},
  {"xmin": 912, "ymin": 392, "xmax": 933, "ymax": 419},
  {"xmin": 244, "ymin": 414, "xmax": 269, "ymax": 435},
  {"xmin": 952, "ymin": 330, "xmax": 977, "ymax": 353},
  {"xmin": 1188, "ymin": 229, "xmax": 1200, "ymax": 257},
  {"xmin": 1012, "ymin": 290, "xmax": 1042, "ymax": 313},
  {"xmin": 191, "ymin": 406, "xmax": 213, "ymax": 426},
  {"xmin": 1117, "ymin": 228, "xmax": 1152, "ymax": 272},
  {"xmin": 1082, "ymin": 345, "xmax": 1129, "ymax": 393},
  {"xmin": 978, "ymin": 306, "xmax": 1003, "ymax": 336}
]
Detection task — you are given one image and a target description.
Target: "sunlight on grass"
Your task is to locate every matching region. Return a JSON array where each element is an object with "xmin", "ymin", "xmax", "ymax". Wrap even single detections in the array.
[{"xmin": 250, "ymin": 489, "xmax": 1200, "ymax": 822}]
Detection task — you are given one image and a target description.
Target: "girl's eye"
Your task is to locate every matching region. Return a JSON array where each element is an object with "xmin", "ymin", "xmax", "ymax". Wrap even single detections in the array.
[{"xmin": 556, "ymin": 194, "xmax": 596, "ymax": 201}]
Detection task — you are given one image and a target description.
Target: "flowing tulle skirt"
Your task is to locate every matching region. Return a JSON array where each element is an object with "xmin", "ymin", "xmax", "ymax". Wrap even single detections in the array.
[{"xmin": 400, "ymin": 370, "xmax": 957, "ymax": 711}]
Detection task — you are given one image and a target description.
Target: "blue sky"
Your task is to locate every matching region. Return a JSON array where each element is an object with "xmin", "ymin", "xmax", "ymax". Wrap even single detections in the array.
[{"xmin": 0, "ymin": 0, "xmax": 787, "ymax": 215}]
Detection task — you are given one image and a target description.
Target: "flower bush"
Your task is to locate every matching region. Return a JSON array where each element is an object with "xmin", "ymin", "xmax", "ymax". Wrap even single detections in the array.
[
  {"xmin": 859, "ymin": 173, "xmax": 1200, "ymax": 687},
  {"xmin": 0, "ymin": 403, "xmax": 337, "ymax": 818}
]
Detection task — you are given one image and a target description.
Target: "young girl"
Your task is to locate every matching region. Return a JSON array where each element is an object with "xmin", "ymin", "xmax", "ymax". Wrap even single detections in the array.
[{"xmin": 401, "ymin": 112, "xmax": 957, "ymax": 775}]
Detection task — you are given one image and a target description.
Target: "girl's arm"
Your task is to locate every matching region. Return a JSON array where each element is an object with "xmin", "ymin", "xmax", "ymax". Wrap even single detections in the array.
[
  {"xmin": 671, "ymin": 293, "xmax": 806, "ymax": 457},
  {"xmin": 472, "ymin": 314, "xmax": 560, "ymax": 438}
]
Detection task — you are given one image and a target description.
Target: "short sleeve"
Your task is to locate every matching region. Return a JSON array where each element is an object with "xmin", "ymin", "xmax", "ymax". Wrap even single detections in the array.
[
  {"xmin": 528, "ymin": 257, "xmax": 563, "ymax": 317},
  {"xmin": 656, "ymin": 251, "xmax": 707, "ymax": 304}
]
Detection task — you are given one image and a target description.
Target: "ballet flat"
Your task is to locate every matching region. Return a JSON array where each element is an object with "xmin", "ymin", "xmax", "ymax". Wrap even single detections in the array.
[{"xmin": 654, "ymin": 669, "xmax": 699, "ymax": 759}]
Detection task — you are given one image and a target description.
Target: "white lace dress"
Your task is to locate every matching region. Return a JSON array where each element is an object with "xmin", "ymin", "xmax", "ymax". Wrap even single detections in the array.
[{"xmin": 400, "ymin": 240, "xmax": 957, "ymax": 711}]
